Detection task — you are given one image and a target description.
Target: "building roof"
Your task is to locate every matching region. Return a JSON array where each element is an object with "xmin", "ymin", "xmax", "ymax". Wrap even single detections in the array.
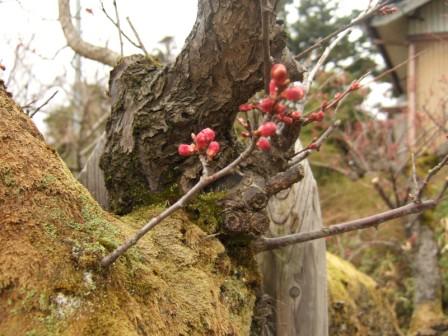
[{"xmin": 366, "ymin": 0, "xmax": 438, "ymax": 94}]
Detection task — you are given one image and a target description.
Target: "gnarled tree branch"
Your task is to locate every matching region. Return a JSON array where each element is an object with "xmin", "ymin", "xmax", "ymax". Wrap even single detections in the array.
[{"xmin": 58, "ymin": 0, "xmax": 120, "ymax": 66}]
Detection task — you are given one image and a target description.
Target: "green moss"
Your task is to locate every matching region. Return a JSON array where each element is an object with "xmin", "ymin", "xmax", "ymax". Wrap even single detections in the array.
[
  {"xmin": 327, "ymin": 253, "xmax": 402, "ymax": 336},
  {"xmin": 36, "ymin": 174, "xmax": 57, "ymax": 191},
  {"xmin": 0, "ymin": 166, "xmax": 16, "ymax": 188},
  {"xmin": 186, "ymin": 191, "xmax": 226, "ymax": 234}
]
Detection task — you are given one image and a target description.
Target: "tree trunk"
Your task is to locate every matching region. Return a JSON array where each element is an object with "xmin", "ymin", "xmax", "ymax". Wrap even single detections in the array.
[{"xmin": 72, "ymin": 0, "xmax": 327, "ymax": 334}]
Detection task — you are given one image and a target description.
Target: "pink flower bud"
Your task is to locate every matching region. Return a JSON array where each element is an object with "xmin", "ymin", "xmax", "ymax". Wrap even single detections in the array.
[
  {"xmin": 257, "ymin": 137, "xmax": 271, "ymax": 151},
  {"xmin": 178, "ymin": 144, "xmax": 195, "ymax": 157},
  {"xmin": 282, "ymin": 86, "xmax": 305, "ymax": 101},
  {"xmin": 309, "ymin": 111, "xmax": 324, "ymax": 122},
  {"xmin": 199, "ymin": 128, "xmax": 216, "ymax": 142},
  {"xmin": 274, "ymin": 103, "xmax": 287, "ymax": 115},
  {"xmin": 269, "ymin": 79, "xmax": 278, "ymax": 96},
  {"xmin": 281, "ymin": 116, "xmax": 293, "ymax": 125},
  {"xmin": 291, "ymin": 111, "xmax": 302, "ymax": 120},
  {"xmin": 257, "ymin": 122, "xmax": 277, "ymax": 137},
  {"xmin": 308, "ymin": 143, "xmax": 319, "ymax": 151},
  {"xmin": 379, "ymin": 5, "xmax": 397, "ymax": 15},
  {"xmin": 195, "ymin": 132, "xmax": 209, "ymax": 150},
  {"xmin": 239, "ymin": 103, "xmax": 255, "ymax": 112},
  {"xmin": 350, "ymin": 81, "xmax": 361, "ymax": 91},
  {"xmin": 258, "ymin": 97, "xmax": 275, "ymax": 113},
  {"xmin": 206, "ymin": 141, "xmax": 220, "ymax": 159},
  {"xmin": 271, "ymin": 64, "xmax": 288, "ymax": 86}
]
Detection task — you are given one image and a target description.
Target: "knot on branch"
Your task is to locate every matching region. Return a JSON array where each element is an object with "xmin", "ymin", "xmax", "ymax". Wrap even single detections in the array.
[
  {"xmin": 242, "ymin": 186, "xmax": 269, "ymax": 210},
  {"xmin": 222, "ymin": 208, "xmax": 269, "ymax": 236}
]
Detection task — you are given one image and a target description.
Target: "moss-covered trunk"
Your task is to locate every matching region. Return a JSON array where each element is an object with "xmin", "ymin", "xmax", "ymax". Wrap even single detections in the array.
[{"xmin": 0, "ymin": 85, "xmax": 258, "ymax": 335}]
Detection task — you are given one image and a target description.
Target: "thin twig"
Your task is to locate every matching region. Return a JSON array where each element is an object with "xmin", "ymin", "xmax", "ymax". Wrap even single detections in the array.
[
  {"xmin": 294, "ymin": 1, "xmax": 391, "ymax": 61},
  {"xmin": 259, "ymin": 0, "xmax": 272, "ymax": 94},
  {"xmin": 126, "ymin": 17, "xmax": 150, "ymax": 58},
  {"xmin": 416, "ymin": 152, "xmax": 448, "ymax": 200},
  {"xmin": 113, "ymin": 0, "xmax": 124, "ymax": 56},
  {"xmin": 30, "ymin": 90, "xmax": 59, "ymax": 118},
  {"xmin": 99, "ymin": 0, "xmax": 141, "ymax": 50},
  {"xmin": 372, "ymin": 177, "xmax": 395, "ymax": 209},
  {"xmin": 288, "ymin": 120, "xmax": 341, "ymax": 167},
  {"xmin": 410, "ymin": 152, "xmax": 419, "ymax": 201},
  {"xmin": 303, "ymin": 3, "xmax": 376, "ymax": 91},
  {"xmin": 436, "ymin": 178, "xmax": 448, "ymax": 204}
]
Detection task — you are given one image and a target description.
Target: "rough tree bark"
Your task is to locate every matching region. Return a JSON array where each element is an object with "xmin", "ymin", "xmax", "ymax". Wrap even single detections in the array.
[{"xmin": 64, "ymin": 0, "xmax": 328, "ymax": 334}]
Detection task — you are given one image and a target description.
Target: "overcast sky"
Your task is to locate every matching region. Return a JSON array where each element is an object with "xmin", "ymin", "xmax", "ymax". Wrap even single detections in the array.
[{"xmin": 0, "ymin": 0, "xmax": 382, "ymax": 131}]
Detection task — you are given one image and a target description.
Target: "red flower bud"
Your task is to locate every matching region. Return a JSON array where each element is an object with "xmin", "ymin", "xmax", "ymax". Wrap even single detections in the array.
[
  {"xmin": 195, "ymin": 132, "xmax": 209, "ymax": 150},
  {"xmin": 257, "ymin": 122, "xmax": 277, "ymax": 137},
  {"xmin": 178, "ymin": 144, "xmax": 195, "ymax": 157},
  {"xmin": 271, "ymin": 64, "xmax": 288, "ymax": 86},
  {"xmin": 239, "ymin": 103, "xmax": 255, "ymax": 112},
  {"xmin": 206, "ymin": 141, "xmax": 220, "ymax": 159},
  {"xmin": 258, "ymin": 97, "xmax": 275, "ymax": 113},
  {"xmin": 309, "ymin": 111, "xmax": 324, "ymax": 122},
  {"xmin": 257, "ymin": 137, "xmax": 271, "ymax": 151},
  {"xmin": 379, "ymin": 5, "xmax": 398, "ymax": 15},
  {"xmin": 199, "ymin": 128, "xmax": 216, "ymax": 142},
  {"xmin": 281, "ymin": 116, "xmax": 293, "ymax": 125},
  {"xmin": 282, "ymin": 86, "xmax": 305, "ymax": 101},
  {"xmin": 274, "ymin": 103, "xmax": 287, "ymax": 115},
  {"xmin": 269, "ymin": 79, "xmax": 278, "ymax": 96},
  {"xmin": 350, "ymin": 81, "xmax": 361, "ymax": 91},
  {"xmin": 291, "ymin": 111, "xmax": 302, "ymax": 120},
  {"xmin": 308, "ymin": 143, "xmax": 319, "ymax": 150}
]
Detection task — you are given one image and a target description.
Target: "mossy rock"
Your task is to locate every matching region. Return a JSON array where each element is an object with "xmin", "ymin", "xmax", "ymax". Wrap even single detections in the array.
[
  {"xmin": 327, "ymin": 253, "xmax": 403, "ymax": 336},
  {"xmin": 0, "ymin": 87, "xmax": 257, "ymax": 335}
]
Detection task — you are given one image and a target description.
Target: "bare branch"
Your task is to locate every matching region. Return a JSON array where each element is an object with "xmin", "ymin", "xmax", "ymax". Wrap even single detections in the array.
[
  {"xmin": 294, "ymin": 1, "xmax": 391, "ymax": 61},
  {"xmin": 410, "ymin": 152, "xmax": 419, "ymax": 201},
  {"xmin": 254, "ymin": 200, "xmax": 436, "ymax": 252},
  {"xmin": 372, "ymin": 177, "xmax": 395, "ymax": 209},
  {"xmin": 303, "ymin": 1, "xmax": 375, "ymax": 91},
  {"xmin": 436, "ymin": 178, "xmax": 448, "ymax": 204},
  {"xmin": 126, "ymin": 17, "xmax": 150, "ymax": 58},
  {"xmin": 99, "ymin": 0, "xmax": 141, "ymax": 50},
  {"xmin": 259, "ymin": 0, "xmax": 272, "ymax": 94},
  {"xmin": 113, "ymin": 0, "xmax": 124, "ymax": 56},
  {"xmin": 58, "ymin": 0, "xmax": 120, "ymax": 66},
  {"xmin": 288, "ymin": 120, "xmax": 341, "ymax": 167},
  {"xmin": 29, "ymin": 90, "xmax": 59, "ymax": 118},
  {"xmin": 416, "ymin": 152, "xmax": 448, "ymax": 201}
]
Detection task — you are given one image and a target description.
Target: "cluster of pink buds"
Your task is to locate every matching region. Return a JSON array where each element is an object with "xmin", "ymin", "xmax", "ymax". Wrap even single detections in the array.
[
  {"xmin": 178, "ymin": 128, "xmax": 221, "ymax": 160},
  {"xmin": 379, "ymin": 5, "xmax": 398, "ymax": 15},
  {"xmin": 237, "ymin": 64, "xmax": 308, "ymax": 151}
]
